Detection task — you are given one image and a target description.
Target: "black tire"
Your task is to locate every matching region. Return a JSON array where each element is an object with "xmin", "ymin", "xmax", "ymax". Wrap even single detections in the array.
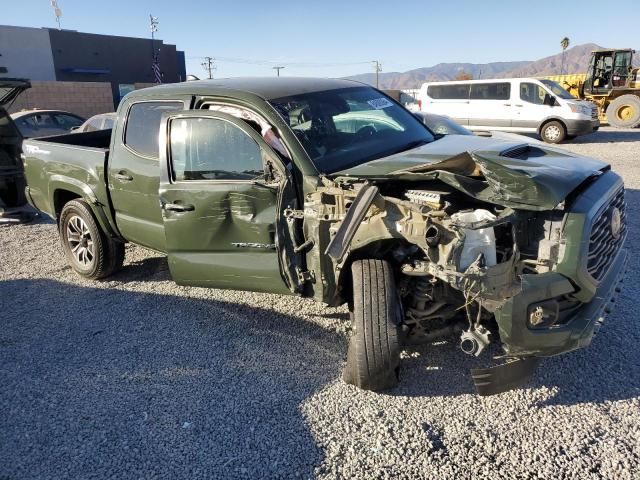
[
  {"xmin": 59, "ymin": 200, "xmax": 123, "ymax": 279},
  {"xmin": 540, "ymin": 120, "xmax": 566, "ymax": 143},
  {"xmin": 342, "ymin": 259, "xmax": 401, "ymax": 391},
  {"xmin": 606, "ymin": 95, "xmax": 640, "ymax": 128}
]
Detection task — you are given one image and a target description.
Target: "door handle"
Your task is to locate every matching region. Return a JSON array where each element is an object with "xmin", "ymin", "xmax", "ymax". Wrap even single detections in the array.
[
  {"xmin": 503, "ymin": 103, "xmax": 511, "ymax": 106},
  {"xmin": 162, "ymin": 202, "xmax": 195, "ymax": 212},
  {"xmin": 514, "ymin": 104, "xmax": 524, "ymax": 108},
  {"xmin": 114, "ymin": 171, "xmax": 133, "ymax": 182}
]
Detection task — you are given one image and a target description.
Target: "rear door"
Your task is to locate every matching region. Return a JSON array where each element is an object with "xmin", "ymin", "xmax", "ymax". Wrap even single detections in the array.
[
  {"xmin": 466, "ymin": 82, "xmax": 513, "ymax": 129},
  {"xmin": 108, "ymin": 99, "xmax": 186, "ymax": 251},
  {"xmin": 158, "ymin": 110, "xmax": 302, "ymax": 294}
]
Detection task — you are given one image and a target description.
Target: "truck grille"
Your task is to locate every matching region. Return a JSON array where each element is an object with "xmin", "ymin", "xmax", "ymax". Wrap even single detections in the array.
[{"xmin": 586, "ymin": 187, "xmax": 626, "ymax": 281}]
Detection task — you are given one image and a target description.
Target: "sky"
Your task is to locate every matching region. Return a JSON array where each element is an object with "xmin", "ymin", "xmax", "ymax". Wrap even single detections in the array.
[{"xmin": 3, "ymin": 0, "xmax": 639, "ymax": 79}]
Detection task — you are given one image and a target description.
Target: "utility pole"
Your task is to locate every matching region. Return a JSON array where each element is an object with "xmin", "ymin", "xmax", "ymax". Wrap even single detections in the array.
[
  {"xmin": 273, "ymin": 66, "xmax": 285, "ymax": 77},
  {"xmin": 201, "ymin": 56, "xmax": 215, "ymax": 79},
  {"xmin": 372, "ymin": 60, "xmax": 382, "ymax": 89},
  {"xmin": 149, "ymin": 15, "xmax": 161, "ymax": 83}
]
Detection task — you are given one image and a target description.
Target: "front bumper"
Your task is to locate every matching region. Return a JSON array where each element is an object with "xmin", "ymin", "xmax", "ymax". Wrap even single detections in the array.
[
  {"xmin": 565, "ymin": 118, "xmax": 600, "ymax": 136},
  {"xmin": 494, "ymin": 248, "xmax": 627, "ymax": 357}
]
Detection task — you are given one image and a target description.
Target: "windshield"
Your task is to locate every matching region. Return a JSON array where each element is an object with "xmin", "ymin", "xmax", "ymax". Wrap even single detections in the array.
[
  {"xmin": 540, "ymin": 80, "xmax": 575, "ymax": 100},
  {"xmin": 270, "ymin": 86, "xmax": 434, "ymax": 173}
]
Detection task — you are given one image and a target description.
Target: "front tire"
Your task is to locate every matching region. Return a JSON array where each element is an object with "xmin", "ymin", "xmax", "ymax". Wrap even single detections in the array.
[
  {"xmin": 606, "ymin": 95, "xmax": 640, "ymax": 128},
  {"xmin": 343, "ymin": 259, "xmax": 401, "ymax": 391},
  {"xmin": 59, "ymin": 200, "xmax": 123, "ymax": 279},
  {"xmin": 540, "ymin": 120, "xmax": 566, "ymax": 143}
]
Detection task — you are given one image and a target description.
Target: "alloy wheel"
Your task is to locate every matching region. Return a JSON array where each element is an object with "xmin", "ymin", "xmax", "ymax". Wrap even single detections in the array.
[{"xmin": 66, "ymin": 215, "xmax": 94, "ymax": 266}]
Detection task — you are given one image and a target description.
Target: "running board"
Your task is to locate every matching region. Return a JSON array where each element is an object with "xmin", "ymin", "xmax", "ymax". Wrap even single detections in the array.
[{"xmin": 471, "ymin": 357, "xmax": 540, "ymax": 396}]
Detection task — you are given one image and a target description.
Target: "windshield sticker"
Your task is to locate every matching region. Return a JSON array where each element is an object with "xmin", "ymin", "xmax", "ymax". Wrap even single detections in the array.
[{"xmin": 367, "ymin": 98, "xmax": 394, "ymax": 110}]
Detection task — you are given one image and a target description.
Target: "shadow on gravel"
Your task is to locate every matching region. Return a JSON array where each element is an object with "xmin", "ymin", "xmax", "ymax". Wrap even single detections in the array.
[
  {"xmin": 0, "ymin": 278, "xmax": 344, "ymax": 479},
  {"xmin": 571, "ymin": 129, "xmax": 640, "ymax": 144}
]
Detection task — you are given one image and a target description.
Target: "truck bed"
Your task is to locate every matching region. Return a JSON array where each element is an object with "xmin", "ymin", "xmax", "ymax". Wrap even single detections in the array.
[{"xmin": 23, "ymin": 129, "xmax": 113, "ymax": 221}]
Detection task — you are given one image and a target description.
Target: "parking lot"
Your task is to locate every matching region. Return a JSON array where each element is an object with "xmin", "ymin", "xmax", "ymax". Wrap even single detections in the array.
[{"xmin": 1, "ymin": 127, "xmax": 639, "ymax": 479}]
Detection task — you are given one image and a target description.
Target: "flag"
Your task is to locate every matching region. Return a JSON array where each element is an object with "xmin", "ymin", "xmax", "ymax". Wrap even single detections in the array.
[{"xmin": 152, "ymin": 59, "xmax": 162, "ymax": 83}]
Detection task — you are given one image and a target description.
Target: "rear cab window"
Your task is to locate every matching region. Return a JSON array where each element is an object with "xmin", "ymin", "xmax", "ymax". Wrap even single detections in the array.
[{"xmin": 124, "ymin": 101, "xmax": 183, "ymax": 158}]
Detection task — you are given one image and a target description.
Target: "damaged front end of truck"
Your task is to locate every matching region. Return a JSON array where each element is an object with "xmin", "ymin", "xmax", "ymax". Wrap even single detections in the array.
[{"xmin": 302, "ymin": 143, "xmax": 627, "ymax": 395}]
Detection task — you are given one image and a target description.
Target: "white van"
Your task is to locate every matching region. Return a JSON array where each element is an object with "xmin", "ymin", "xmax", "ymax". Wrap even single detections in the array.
[{"xmin": 417, "ymin": 78, "xmax": 599, "ymax": 143}]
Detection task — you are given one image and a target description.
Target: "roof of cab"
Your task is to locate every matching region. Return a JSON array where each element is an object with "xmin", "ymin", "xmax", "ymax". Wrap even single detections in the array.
[{"xmin": 127, "ymin": 77, "xmax": 366, "ymax": 101}]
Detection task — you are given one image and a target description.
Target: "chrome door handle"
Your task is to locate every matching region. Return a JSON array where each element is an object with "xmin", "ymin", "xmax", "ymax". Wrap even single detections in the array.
[
  {"xmin": 503, "ymin": 103, "xmax": 511, "ymax": 106},
  {"xmin": 514, "ymin": 104, "xmax": 524, "ymax": 107},
  {"xmin": 162, "ymin": 202, "xmax": 195, "ymax": 212},
  {"xmin": 114, "ymin": 172, "xmax": 133, "ymax": 181}
]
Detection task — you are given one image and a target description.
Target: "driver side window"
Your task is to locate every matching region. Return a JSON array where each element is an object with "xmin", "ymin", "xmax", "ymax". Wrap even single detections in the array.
[
  {"xmin": 520, "ymin": 83, "xmax": 545, "ymax": 105},
  {"xmin": 170, "ymin": 117, "xmax": 264, "ymax": 181}
]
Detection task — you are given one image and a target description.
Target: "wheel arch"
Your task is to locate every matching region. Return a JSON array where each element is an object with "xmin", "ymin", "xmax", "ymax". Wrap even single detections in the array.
[
  {"xmin": 50, "ymin": 180, "xmax": 118, "ymax": 239},
  {"xmin": 333, "ymin": 239, "xmax": 404, "ymax": 307},
  {"xmin": 537, "ymin": 117, "xmax": 567, "ymax": 135}
]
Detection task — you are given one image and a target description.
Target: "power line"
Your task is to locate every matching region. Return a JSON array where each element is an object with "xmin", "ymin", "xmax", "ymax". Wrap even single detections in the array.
[{"xmin": 186, "ymin": 55, "xmax": 372, "ymax": 68}]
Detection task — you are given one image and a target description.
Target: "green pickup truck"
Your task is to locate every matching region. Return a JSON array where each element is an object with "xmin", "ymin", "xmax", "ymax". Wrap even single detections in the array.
[{"xmin": 22, "ymin": 78, "xmax": 627, "ymax": 395}]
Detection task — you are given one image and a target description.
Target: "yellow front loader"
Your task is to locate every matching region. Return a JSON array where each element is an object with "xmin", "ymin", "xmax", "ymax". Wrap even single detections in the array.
[{"xmin": 543, "ymin": 48, "xmax": 640, "ymax": 128}]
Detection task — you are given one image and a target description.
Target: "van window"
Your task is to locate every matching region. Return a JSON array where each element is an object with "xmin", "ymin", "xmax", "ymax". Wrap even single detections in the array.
[
  {"xmin": 427, "ymin": 84, "xmax": 470, "ymax": 100},
  {"xmin": 469, "ymin": 83, "xmax": 510, "ymax": 100},
  {"xmin": 124, "ymin": 101, "xmax": 183, "ymax": 157},
  {"xmin": 520, "ymin": 83, "xmax": 546, "ymax": 105}
]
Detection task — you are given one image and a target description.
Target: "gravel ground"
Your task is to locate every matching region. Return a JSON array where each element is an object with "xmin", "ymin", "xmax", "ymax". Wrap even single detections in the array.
[{"xmin": 1, "ymin": 127, "xmax": 639, "ymax": 479}]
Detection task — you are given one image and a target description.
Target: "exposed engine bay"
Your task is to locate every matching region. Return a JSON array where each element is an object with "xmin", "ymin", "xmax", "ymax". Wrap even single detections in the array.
[{"xmin": 304, "ymin": 175, "xmax": 569, "ymax": 359}]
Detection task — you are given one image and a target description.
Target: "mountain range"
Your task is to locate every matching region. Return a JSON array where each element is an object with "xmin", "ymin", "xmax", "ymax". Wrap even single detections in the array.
[{"xmin": 345, "ymin": 43, "xmax": 637, "ymax": 89}]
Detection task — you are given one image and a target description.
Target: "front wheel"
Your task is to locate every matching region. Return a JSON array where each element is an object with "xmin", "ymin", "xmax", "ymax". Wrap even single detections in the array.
[
  {"xmin": 59, "ymin": 200, "xmax": 124, "ymax": 279},
  {"xmin": 606, "ymin": 95, "xmax": 640, "ymax": 128},
  {"xmin": 343, "ymin": 259, "xmax": 401, "ymax": 391},
  {"xmin": 540, "ymin": 120, "xmax": 566, "ymax": 143}
]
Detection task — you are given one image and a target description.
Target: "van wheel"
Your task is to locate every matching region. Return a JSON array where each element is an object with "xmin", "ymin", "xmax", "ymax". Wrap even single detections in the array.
[
  {"xmin": 343, "ymin": 259, "xmax": 401, "ymax": 391},
  {"xmin": 540, "ymin": 121, "xmax": 566, "ymax": 143},
  {"xmin": 59, "ymin": 200, "xmax": 123, "ymax": 279},
  {"xmin": 606, "ymin": 95, "xmax": 640, "ymax": 128}
]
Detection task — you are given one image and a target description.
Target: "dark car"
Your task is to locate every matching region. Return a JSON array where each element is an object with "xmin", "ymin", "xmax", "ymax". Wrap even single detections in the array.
[
  {"xmin": 11, "ymin": 110, "xmax": 85, "ymax": 138},
  {"xmin": 0, "ymin": 78, "xmax": 33, "ymax": 221},
  {"xmin": 73, "ymin": 113, "xmax": 116, "ymax": 133}
]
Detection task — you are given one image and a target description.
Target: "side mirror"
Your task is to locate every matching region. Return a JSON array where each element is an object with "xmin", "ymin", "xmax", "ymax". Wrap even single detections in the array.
[{"xmin": 543, "ymin": 94, "xmax": 558, "ymax": 107}]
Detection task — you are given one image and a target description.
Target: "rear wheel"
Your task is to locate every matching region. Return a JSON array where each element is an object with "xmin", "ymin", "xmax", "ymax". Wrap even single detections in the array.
[
  {"xmin": 540, "ymin": 120, "xmax": 566, "ymax": 143},
  {"xmin": 606, "ymin": 95, "xmax": 640, "ymax": 128},
  {"xmin": 59, "ymin": 200, "xmax": 124, "ymax": 279},
  {"xmin": 343, "ymin": 259, "xmax": 401, "ymax": 391}
]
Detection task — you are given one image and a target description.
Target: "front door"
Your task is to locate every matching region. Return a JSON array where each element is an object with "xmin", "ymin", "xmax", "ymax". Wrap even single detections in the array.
[
  {"xmin": 158, "ymin": 110, "xmax": 299, "ymax": 294},
  {"xmin": 512, "ymin": 81, "xmax": 553, "ymax": 129}
]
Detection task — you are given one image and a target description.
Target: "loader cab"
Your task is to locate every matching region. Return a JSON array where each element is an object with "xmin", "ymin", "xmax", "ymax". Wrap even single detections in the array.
[{"xmin": 584, "ymin": 49, "xmax": 634, "ymax": 95}]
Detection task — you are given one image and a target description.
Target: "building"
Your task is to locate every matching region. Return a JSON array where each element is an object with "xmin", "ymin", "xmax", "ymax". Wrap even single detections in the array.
[{"xmin": 0, "ymin": 25, "xmax": 186, "ymax": 111}]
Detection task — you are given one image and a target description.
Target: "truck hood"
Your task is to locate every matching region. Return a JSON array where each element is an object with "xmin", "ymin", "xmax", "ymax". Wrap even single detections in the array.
[
  {"xmin": 0, "ymin": 78, "xmax": 31, "ymax": 107},
  {"xmin": 332, "ymin": 134, "xmax": 608, "ymax": 211}
]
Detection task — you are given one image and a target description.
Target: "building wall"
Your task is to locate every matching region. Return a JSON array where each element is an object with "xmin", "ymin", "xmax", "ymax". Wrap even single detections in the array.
[
  {"xmin": 0, "ymin": 25, "xmax": 56, "ymax": 80},
  {"xmin": 8, "ymin": 81, "xmax": 114, "ymax": 119},
  {"xmin": 48, "ymin": 29, "xmax": 182, "ymax": 103}
]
